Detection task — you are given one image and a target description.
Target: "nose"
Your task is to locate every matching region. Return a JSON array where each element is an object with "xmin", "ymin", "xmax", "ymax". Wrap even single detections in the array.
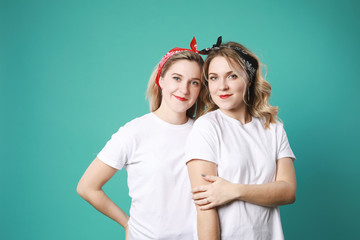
[
  {"xmin": 219, "ymin": 78, "xmax": 229, "ymax": 91},
  {"xmin": 179, "ymin": 81, "xmax": 189, "ymax": 95}
]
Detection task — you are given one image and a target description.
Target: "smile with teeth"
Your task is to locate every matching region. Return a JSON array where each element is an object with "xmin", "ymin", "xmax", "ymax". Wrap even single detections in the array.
[
  {"xmin": 219, "ymin": 94, "xmax": 232, "ymax": 99},
  {"xmin": 174, "ymin": 95, "xmax": 188, "ymax": 101}
]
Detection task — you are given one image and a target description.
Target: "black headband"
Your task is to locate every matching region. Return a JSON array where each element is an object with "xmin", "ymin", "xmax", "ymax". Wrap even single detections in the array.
[
  {"xmin": 199, "ymin": 36, "xmax": 222, "ymax": 54},
  {"xmin": 199, "ymin": 36, "xmax": 258, "ymax": 83}
]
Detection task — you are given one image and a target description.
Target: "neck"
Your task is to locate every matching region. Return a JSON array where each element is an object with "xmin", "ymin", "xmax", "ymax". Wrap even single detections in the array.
[
  {"xmin": 220, "ymin": 106, "xmax": 251, "ymax": 124},
  {"xmin": 154, "ymin": 104, "xmax": 188, "ymax": 125}
]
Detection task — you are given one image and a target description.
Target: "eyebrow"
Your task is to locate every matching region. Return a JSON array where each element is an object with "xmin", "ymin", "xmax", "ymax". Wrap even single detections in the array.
[
  {"xmin": 172, "ymin": 73, "xmax": 200, "ymax": 81},
  {"xmin": 172, "ymin": 73, "xmax": 183, "ymax": 77},
  {"xmin": 208, "ymin": 71, "xmax": 234, "ymax": 76}
]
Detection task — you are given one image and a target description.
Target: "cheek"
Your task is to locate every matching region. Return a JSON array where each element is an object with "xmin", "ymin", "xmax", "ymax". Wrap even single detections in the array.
[
  {"xmin": 191, "ymin": 86, "xmax": 201, "ymax": 97},
  {"xmin": 208, "ymin": 81, "xmax": 215, "ymax": 92},
  {"xmin": 236, "ymin": 85, "xmax": 245, "ymax": 94},
  {"xmin": 162, "ymin": 81, "xmax": 177, "ymax": 93},
  {"xmin": 208, "ymin": 82, "xmax": 217, "ymax": 96},
  {"xmin": 233, "ymin": 81, "xmax": 246, "ymax": 94}
]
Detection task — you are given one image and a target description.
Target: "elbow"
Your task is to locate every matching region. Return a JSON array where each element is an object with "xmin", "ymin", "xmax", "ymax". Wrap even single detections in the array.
[
  {"xmin": 76, "ymin": 181, "xmax": 89, "ymax": 200},
  {"xmin": 286, "ymin": 186, "xmax": 296, "ymax": 205},
  {"xmin": 277, "ymin": 183, "xmax": 296, "ymax": 206},
  {"xmin": 288, "ymin": 192, "xmax": 296, "ymax": 204}
]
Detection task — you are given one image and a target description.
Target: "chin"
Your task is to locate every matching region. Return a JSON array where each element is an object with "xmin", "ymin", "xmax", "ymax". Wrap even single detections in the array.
[
  {"xmin": 171, "ymin": 105, "xmax": 191, "ymax": 114},
  {"xmin": 214, "ymin": 102, "xmax": 229, "ymax": 110},
  {"xmin": 217, "ymin": 104, "xmax": 236, "ymax": 112},
  {"xmin": 173, "ymin": 102, "xmax": 195, "ymax": 113}
]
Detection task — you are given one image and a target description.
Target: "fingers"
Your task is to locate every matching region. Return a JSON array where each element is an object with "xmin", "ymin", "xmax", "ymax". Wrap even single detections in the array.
[
  {"xmin": 194, "ymin": 198, "xmax": 217, "ymax": 210},
  {"xmin": 201, "ymin": 174, "xmax": 218, "ymax": 183},
  {"xmin": 194, "ymin": 198, "xmax": 210, "ymax": 206},
  {"xmin": 192, "ymin": 174, "xmax": 219, "ymax": 193},
  {"xmin": 192, "ymin": 192, "xmax": 208, "ymax": 200},
  {"xmin": 193, "ymin": 197, "xmax": 217, "ymax": 210},
  {"xmin": 200, "ymin": 202, "xmax": 216, "ymax": 210},
  {"xmin": 192, "ymin": 184, "xmax": 209, "ymax": 193}
]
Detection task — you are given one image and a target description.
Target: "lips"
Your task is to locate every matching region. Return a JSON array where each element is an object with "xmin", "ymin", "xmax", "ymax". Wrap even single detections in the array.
[
  {"xmin": 174, "ymin": 95, "xmax": 188, "ymax": 101},
  {"xmin": 219, "ymin": 94, "xmax": 232, "ymax": 99}
]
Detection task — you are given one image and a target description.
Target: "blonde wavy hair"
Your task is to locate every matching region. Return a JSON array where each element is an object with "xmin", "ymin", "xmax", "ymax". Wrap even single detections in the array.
[
  {"xmin": 200, "ymin": 42, "xmax": 278, "ymax": 128},
  {"xmin": 146, "ymin": 51, "xmax": 205, "ymax": 119}
]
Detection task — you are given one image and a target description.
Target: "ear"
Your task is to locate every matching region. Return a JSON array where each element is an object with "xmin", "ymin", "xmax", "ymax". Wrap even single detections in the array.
[
  {"xmin": 246, "ymin": 79, "xmax": 251, "ymax": 88},
  {"xmin": 159, "ymin": 77, "xmax": 164, "ymax": 89}
]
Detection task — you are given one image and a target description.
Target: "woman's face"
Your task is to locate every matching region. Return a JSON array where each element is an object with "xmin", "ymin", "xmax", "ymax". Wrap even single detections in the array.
[
  {"xmin": 208, "ymin": 56, "xmax": 248, "ymax": 115},
  {"xmin": 159, "ymin": 60, "xmax": 201, "ymax": 114}
]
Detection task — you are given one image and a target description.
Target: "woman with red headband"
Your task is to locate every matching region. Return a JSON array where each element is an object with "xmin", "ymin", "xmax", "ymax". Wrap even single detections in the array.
[
  {"xmin": 185, "ymin": 37, "xmax": 296, "ymax": 239},
  {"xmin": 77, "ymin": 37, "xmax": 204, "ymax": 239}
]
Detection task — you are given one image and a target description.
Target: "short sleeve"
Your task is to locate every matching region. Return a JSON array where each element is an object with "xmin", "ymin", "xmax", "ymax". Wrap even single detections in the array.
[
  {"xmin": 97, "ymin": 125, "xmax": 134, "ymax": 170},
  {"xmin": 185, "ymin": 118, "xmax": 219, "ymax": 165},
  {"xmin": 276, "ymin": 123, "xmax": 296, "ymax": 161}
]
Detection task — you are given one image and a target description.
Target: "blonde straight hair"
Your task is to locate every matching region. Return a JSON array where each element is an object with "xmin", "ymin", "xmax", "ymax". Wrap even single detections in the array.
[
  {"xmin": 200, "ymin": 42, "xmax": 278, "ymax": 128},
  {"xmin": 146, "ymin": 51, "xmax": 204, "ymax": 119}
]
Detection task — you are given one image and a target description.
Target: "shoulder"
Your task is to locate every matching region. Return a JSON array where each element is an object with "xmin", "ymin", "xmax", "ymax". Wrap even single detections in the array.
[
  {"xmin": 251, "ymin": 117, "xmax": 284, "ymax": 131},
  {"xmin": 267, "ymin": 119, "xmax": 289, "ymax": 138},
  {"xmin": 270, "ymin": 119, "xmax": 285, "ymax": 131},
  {"xmin": 194, "ymin": 110, "xmax": 221, "ymax": 128},
  {"xmin": 123, "ymin": 113, "xmax": 153, "ymax": 127},
  {"xmin": 190, "ymin": 111, "xmax": 224, "ymax": 140},
  {"xmin": 248, "ymin": 118, "xmax": 286, "ymax": 138},
  {"xmin": 115, "ymin": 113, "xmax": 154, "ymax": 135}
]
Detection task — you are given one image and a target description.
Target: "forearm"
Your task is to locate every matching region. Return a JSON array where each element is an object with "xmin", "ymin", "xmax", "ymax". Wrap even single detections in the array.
[
  {"xmin": 79, "ymin": 188, "xmax": 129, "ymax": 228},
  {"xmin": 235, "ymin": 158, "xmax": 297, "ymax": 207},
  {"xmin": 234, "ymin": 181, "xmax": 296, "ymax": 207},
  {"xmin": 187, "ymin": 160, "xmax": 220, "ymax": 240},
  {"xmin": 197, "ymin": 208, "xmax": 220, "ymax": 240}
]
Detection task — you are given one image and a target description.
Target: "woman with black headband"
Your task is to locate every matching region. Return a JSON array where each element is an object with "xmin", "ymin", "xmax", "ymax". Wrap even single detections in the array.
[
  {"xmin": 77, "ymin": 37, "xmax": 205, "ymax": 239},
  {"xmin": 185, "ymin": 37, "xmax": 296, "ymax": 239}
]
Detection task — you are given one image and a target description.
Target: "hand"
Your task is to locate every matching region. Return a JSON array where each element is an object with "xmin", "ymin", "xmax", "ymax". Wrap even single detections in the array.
[{"xmin": 192, "ymin": 175, "xmax": 237, "ymax": 210}]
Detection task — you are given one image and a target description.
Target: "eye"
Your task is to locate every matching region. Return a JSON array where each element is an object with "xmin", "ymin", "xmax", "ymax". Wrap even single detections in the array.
[
  {"xmin": 191, "ymin": 80, "xmax": 200, "ymax": 86},
  {"xmin": 228, "ymin": 74, "xmax": 238, "ymax": 79},
  {"xmin": 209, "ymin": 75, "xmax": 217, "ymax": 81},
  {"xmin": 173, "ymin": 76, "xmax": 181, "ymax": 81}
]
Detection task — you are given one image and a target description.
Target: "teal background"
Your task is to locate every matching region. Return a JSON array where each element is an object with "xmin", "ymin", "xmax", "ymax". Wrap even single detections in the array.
[{"xmin": 1, "ymin": 0, "xmax": 359, "ymax": 239}]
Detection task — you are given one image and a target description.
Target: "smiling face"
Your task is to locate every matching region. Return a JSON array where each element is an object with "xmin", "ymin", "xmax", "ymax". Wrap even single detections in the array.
[
  {"xmin": 159, "ymin": 59, "xmax": 201, "ymax": 115},
  {"xmin": 208, "ymin": 56, "xmax": 249, "ymax": 116}
]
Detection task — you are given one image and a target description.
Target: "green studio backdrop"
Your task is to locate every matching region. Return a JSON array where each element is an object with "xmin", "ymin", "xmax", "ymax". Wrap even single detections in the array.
[{"xmin": 1, "ymin": 0, "xmax": 359, "ymax": 239}]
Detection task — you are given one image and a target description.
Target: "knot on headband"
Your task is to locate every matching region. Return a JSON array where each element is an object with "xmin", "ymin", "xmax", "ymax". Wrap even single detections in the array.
[
  {"xmin": 200, "ymin": 36, "xmax": 258, "ymax": 83},
  {"xmin": 199, "ymin": 36, "xmax": 222, "ymax": 55},
  {"xmin": 155, "ymin": 37, "xmax": 199, "ymax": 88}
]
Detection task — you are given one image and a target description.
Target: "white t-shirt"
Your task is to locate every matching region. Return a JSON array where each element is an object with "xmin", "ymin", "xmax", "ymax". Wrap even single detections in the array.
[
  {"xmin": 185, "ymin": 109, "xmax": 295, "ymax": 240},
  {"xmin": 98, "ymin": 113, "xmax": 195, "ymax": 240}
]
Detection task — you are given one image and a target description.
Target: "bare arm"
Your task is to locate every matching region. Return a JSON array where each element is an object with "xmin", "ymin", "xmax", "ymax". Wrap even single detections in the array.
[
  {"xmin": 77, "ymin": 158, "xmax": 129, "ymax": 231},
  {"xmin": 187, "ymin": 160, "xmax": 220, "ymax": 240},
  {"xmin": 192, "ymin": 157, "xmax": 296, "ymax": 209}
]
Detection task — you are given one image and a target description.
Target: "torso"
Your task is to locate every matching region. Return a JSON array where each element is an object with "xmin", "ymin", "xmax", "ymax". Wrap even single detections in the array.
[
  {"xmin": 186, "ymin": 109, "xmax": 295, "ymax": 239},
  {"xmin": 98, "ymin": 113, "xmax": 195, "ymax": 240}
]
